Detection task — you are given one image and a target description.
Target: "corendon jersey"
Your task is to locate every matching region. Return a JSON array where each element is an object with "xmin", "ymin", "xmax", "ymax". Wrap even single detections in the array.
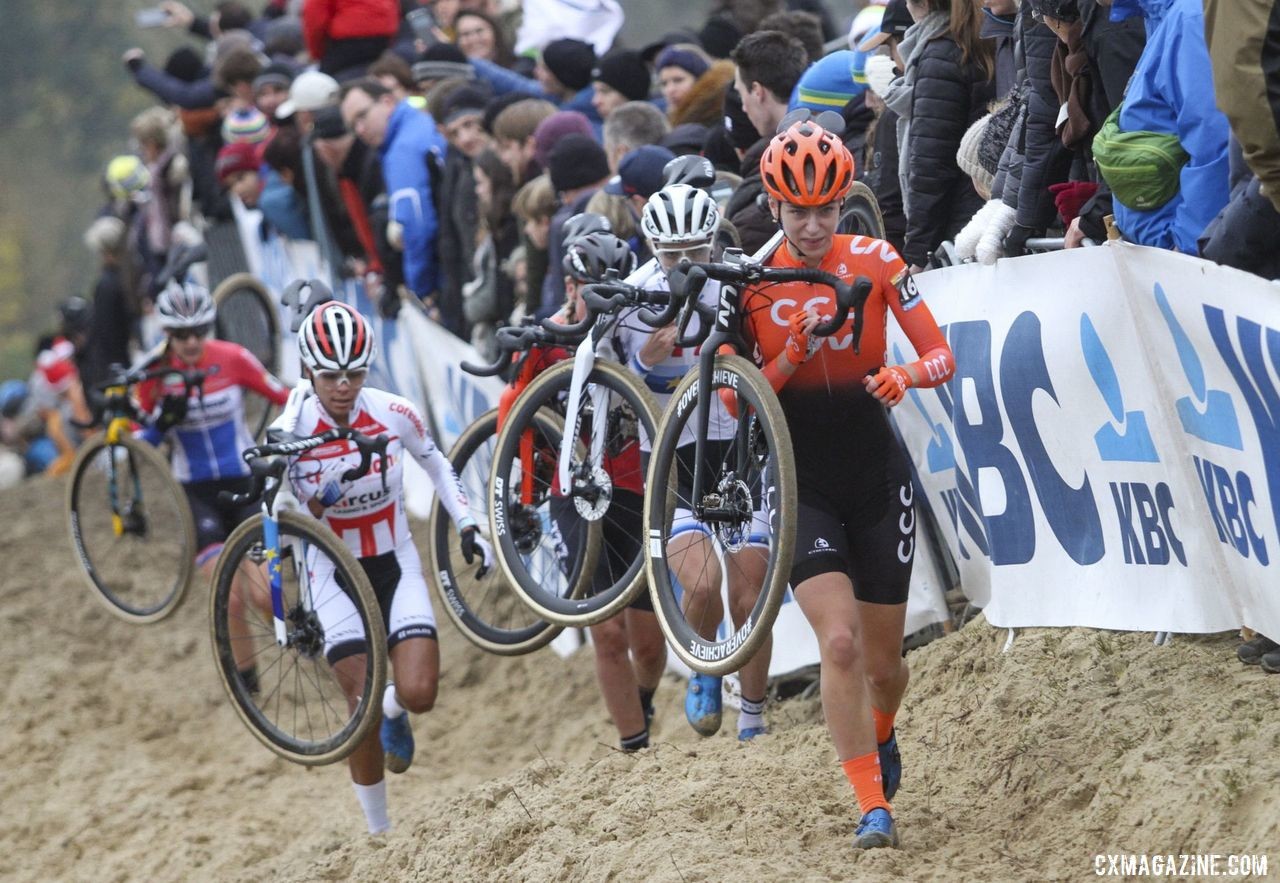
[
  {"xmin": 741, "ymin": 235, "xmax": 954, "ymax": 472},
  {"xmin": 137, "ymin": 339, "xmax": 290, "ymax": 483},
  {"xmin": 289, "ymin": 386, "xmax": 472, "ymax": 558}
]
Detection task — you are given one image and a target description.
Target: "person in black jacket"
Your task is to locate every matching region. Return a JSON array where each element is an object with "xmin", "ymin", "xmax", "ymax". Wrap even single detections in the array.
[{"xmin": 901, "ymin": 0, "xmax": 996, "ymax": 270}]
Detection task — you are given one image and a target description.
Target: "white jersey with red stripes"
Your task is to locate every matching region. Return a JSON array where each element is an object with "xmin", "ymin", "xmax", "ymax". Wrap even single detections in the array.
[{"xmin": 287, "ymin": 386, "xmax": 472, "ymax": 558}]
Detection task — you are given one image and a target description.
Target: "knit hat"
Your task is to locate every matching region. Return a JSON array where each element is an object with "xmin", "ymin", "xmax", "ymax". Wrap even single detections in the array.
[
  {"xmin": 957, "ymin": 114, "xmax": 995, "ymax": 200},
  {"xmin": 722, "ymin": 81, "xmax": 759, "ymax": 152},
  {"xmin": 253, "ymin": 61, "xmax": 294, "ymax": 94},
  {"xmin": 105, "ymin": 155, "xmax": 150, "ymax": 201},
  {"xmin": 593, "ymin": 50, "xmax": 652, "ymax": 101},
  {"xmin": 163, "ymin": 47, "xmax": 207, "ymax": 83},
  {"xmin": 698, "ymin": 14, "xmax": 742, "ymax": 59},
  {"xmin": 655, "ymin": 46, "xmax": 710, "ymax": 80},
  {"xmin": 541, "ymin": 38, "xmax": 597, "ymax": 92},
  {"xmin": 605, "ymin": 145, "xmax": 677, "ymax": 198},
  {"xmin": 441, "ymin": 85, "xmax": 490, "ymax": 125},
  {"xmin": 222, "ymin": 107, "xmax": 272, "ymax": 144},
  {"xmin": 547, "ymin": 133, "xmax": 610, "ymax": 192},
  {"xmin": 482, "ymin": 92, "xmax": 528, "ymax": 134},
  {"xmin": 533, "ymin": 110, "xmax": 596, "ymax": 169},
  {"xmin": 412, "ymin": 42, "xmax": 474, "ymax": 84},
  {"xmin": 979, "ymin": 85, "xmax": 1023, "ymax": 174},
  {"xmin": 792, "ymin": 50, "xmax": 864, "ymax": 114},
  {"xmin": 640, "ymin": 30, "xmax": 702, "ymax": 65},
  {"xmin": 215, "ymin": 141, "xmax": 263, "ymax": 184},
  {"xmin": 312, "ymin": 105, "xmax": 348, "ymax": 140}
]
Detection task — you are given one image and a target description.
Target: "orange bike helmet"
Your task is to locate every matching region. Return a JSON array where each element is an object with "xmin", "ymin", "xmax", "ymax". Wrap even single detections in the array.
[{"xmin": 759, "ymin": 120, "xmax": 855, "ymax": 207}]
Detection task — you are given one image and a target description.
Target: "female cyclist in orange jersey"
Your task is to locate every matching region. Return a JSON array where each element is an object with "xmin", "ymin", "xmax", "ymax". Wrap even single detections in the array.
[{"xmin": 738, "ymin": 120, "xmax": 955, "ymax": 849}]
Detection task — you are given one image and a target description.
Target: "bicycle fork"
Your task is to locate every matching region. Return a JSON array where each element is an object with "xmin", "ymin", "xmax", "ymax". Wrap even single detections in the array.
[{"xmin": 556, "ymin": 332, "xmax": 610, "ymax": 496}]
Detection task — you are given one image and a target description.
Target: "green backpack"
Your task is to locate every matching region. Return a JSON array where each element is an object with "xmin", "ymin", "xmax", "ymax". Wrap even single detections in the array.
[{"xmin": 1092, "ymin": 105, "xmax": 1189, "ymax": 210}]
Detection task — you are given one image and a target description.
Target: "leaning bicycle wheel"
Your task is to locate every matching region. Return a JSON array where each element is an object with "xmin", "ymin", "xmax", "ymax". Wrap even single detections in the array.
[
  {"xmin": 66, "ymin": 432, "xmax": 196, "ymax": 623},
  {"xmin": 837, "ymin": 181, "xmax": 886, "ymax": 240},
  {"xmin": 643, "ymin": 354, "xmax": 796, "ymax": 676},
  {"xmin": 213, "ymin": 272, "xmax": 280, "ymax": 439},
  {"xmin": 490, "ymin": 359, "xmax": 657, "ymax": 627},
  {"xmin": 427, "ymin": 408, "xmax": 563, "ymax": 655},
  {"xmin": 210, "ymin": 509, "xmax": 387, "ymax": 766}
]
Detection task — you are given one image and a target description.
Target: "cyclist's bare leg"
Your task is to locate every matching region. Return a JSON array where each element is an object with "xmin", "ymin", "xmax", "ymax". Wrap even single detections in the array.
[
  {"xmin": 726, "ymin": 546, "xmax": 771, "ymax": 701},
  {"xmin": 856, "ymin": 600, "xmax": 908, "ymax": 720},
  {"xmin": 590, "ymin": 614, "xmax": 646, "ymax": 738},
  {"xmin": 388, "ymin": 636, "xmax": 439, "ymax": 713},
  {"xmin": 792, "ymin": 572, "xmax": 875, "ymax": 761},
  {"xmin": 668, "ymin": 531, "xmax": 724, "ymax": 640},
  {"xmin": 624, "ymin": 608, "xmax": 666, "ymax": 691},
  {"xmin": 332, "ymin": 653, "xmax": 384, "ymax": 785}
]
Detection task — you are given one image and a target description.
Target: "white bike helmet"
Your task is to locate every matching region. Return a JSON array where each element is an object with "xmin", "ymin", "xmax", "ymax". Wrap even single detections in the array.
[
  {"xmin": 156, "ymin": 279, "xmax": 216, "ymax": 329},
  {"xmin": 297, "ymin": 301, "xmax": 375, "ymax": 371},
  {"xmin": 640, "ymin": 183, "xmax": 720, "ymax": 252}
]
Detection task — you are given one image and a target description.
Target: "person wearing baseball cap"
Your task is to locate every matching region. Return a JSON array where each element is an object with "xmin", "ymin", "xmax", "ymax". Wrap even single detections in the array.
[
  {"xmin": 275, "ymin": 69, "xmax": 340, "ymax": 124},
  {"xmin": 605, "ymin": 144, "xmax": 676, "ymax": 203},
  {"xmin": 857, "ymin": 0, "xmax": 913, "ymax": 55}
]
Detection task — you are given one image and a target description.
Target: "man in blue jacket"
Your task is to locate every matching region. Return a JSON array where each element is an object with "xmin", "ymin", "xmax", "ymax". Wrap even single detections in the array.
[
  {"xmin": 340, "ymin": 78, "xmax": 446, "ymax": 306},
  {"xmin": 1109, "ymin": 0, "xmax": 1229, "ymax": 253}
]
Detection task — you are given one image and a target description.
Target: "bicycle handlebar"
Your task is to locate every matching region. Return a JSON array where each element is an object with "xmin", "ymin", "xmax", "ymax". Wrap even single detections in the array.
[
  {"xmin": 219, "ymin": 427, "xmax": 390, "ymax": 506},
  {"xmin": 460, "ymin": 322, "xmax": 581, "ymax": 377},
  {"xmin": 74, "ymin": 365, "xmax": 215, "ymax": 430}
]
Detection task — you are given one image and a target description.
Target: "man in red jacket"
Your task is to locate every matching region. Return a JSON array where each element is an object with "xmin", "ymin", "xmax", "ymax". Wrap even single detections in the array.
[{"xmin": 303, "ymin": 0, "xmax": 400, "ymax": 79}]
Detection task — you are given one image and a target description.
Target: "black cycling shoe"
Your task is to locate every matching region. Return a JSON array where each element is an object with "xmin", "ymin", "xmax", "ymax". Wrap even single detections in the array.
[{"xmin": 1237, "ymin": 635, "xmax": 1279, "ymax": 665}]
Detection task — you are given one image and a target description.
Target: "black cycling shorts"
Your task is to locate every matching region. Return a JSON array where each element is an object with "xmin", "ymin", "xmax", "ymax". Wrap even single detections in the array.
[
  {"xmin": 183, "ymin": 476, "xmax": 260, "ymax": 555},
  {"xmin": 788, "ymin": 452, "xmax": 916, "ymax": 605},
  {"xmin": 553, "ymin": 489, "xmax": 651, "ymax": 612}
]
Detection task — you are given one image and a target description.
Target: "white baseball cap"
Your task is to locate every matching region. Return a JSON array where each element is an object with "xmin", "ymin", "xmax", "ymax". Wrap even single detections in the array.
[{"xmin": 275, "ymin": 70, "xmax": 340, "ymax": 120}]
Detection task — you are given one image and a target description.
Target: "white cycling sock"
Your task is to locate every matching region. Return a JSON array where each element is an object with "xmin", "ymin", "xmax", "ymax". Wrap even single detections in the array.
[
  {"xmin": 382, "ymin": 683, "xmax": 406, "ymax": 719},
  {"xmin": 737, "ymin": 695, "xmax": 766, "ymax": 733},
  {"xmin": 353, "ymin": 780, "xmax": 391, "ymax": 834}
]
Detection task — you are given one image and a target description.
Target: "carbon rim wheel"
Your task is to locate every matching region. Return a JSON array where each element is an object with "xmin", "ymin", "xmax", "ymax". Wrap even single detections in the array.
[
  {"xmin": 209, "ymin": 509, "xmax": 387, "ymax": 766},
  {"xmin": 490, "ymin": 360, "xmax": 657, "ymax": 627},
  {"xmin": 836, "ymin": 182, "xmax": 886, "ymax": 240},
  {"xmin": 213, "ymin": 273, "xmax": 280, "ymax": 440},
  {"xmin": 65, "ymin": 433, "xmax": 196, "ymax": 623},
  {"xmin": 643, "ymin": 355, "xmax": 796, "ymax": 676},
  {"xmin": 427, "ymin": 409, "xmax": 563, "ymax": 655}
]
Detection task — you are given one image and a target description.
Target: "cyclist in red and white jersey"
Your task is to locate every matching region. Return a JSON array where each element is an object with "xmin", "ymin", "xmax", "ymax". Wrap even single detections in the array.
[
  {"xmin": 738, "ymin": 120, "xmax": 955, "ymax": 850},
  {"xmin": 136, "ymin": 280, "xmax": 290, "ymax": 569},
  {"xmin": 284, "ymin": 300, "xmax": 492, "ymax": 835}
]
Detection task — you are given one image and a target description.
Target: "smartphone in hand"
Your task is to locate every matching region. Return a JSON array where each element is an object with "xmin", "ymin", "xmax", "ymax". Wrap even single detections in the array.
[{"xmin": 135, "ymin": 7, "xmax": 170, "ymax": 28}]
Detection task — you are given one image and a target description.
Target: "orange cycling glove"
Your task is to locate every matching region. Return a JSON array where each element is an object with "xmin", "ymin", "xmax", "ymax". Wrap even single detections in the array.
[
  {"xmin": 784, "ymin": 310, "xmax": 814, "ymax": 366},
  {"xmin": 865, "ymin": 365, "xmax": 912, "ymax": 407}
]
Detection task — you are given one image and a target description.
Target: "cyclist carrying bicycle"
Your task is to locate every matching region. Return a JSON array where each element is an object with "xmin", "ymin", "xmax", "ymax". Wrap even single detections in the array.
[
  {"xmin": 284, "ymin": 301, "xmax": 493, "ymax": 834},
  {"xmin": 136, "ymin": 280, "xmax": 290, "ymax": 579},
  {"xmin": 737, "ymin": 120, "xmax": 955, "ymax": 849},
  {"xmin": 608, "ymin": 183, "xmax": 775, "ymax": 742}
]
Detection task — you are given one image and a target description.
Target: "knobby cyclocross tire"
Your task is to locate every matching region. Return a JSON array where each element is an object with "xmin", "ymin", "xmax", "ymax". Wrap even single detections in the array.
[
  {"xmin": 491, "ymin": 359, "xmax": 658, "ymax": 627},
  {"xmin": 66, "ymin": 432, "xmax": 196, "ymax": 623},
  {"xmin": 209, "ymin": 509, "xmax": 387, "ymax": 766},
  {"xmin": 643, "ymin": 354, "xmax": 796, "ymax": 676},
  {"xmin": 427, "ymin": 408, "xmax": 563, "ymax": 655},
  {"xmin": 837, "ymin": 181, "xmax": 886, "ymax": 240},
  {"xmin": 212, "ymin": 272, "xmax": 280, "ymax": 440}
]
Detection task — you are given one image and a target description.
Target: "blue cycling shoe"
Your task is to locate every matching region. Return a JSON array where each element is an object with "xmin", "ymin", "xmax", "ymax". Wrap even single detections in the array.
[
  {"xmin": 878, "ymin": 728, "xmax": 901, "ymax": 800},
  {"xmin": 737, "ymin": 725, "xmax": 768, "ymax": 742},
  {"xmin": 852, "ymin": 808, "xmax": 899, "ymax": 850},
  {"xmin": 381, "ymin": 713, "xmax": 415, "ymax": 774},
  {"xmin": 684, "ymin": 674, "xmax": 722, "ymax": 736}
]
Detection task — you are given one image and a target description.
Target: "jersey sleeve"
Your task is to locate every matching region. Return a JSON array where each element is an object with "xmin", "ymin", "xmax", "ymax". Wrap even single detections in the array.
[
  {"xmin": 883, "ymin": 260, "xmax": 954, "ymax": 388},
  {"xmin": 393, "ymin": 395, "xmax": 474, "ymax": 529},
  {"xmin": 229, "ymin": 346, "xmax": 291, "ymax": 405}
]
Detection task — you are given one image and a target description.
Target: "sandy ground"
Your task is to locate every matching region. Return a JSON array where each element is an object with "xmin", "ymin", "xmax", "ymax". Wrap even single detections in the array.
[{"xmin": 3, "ymin": 473, "xmax": 1277, "ymax": 882}]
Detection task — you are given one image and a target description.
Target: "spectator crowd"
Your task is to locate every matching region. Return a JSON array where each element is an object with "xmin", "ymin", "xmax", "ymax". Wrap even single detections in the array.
[{"xmin": 4, "ymin": 0, "xmax": 1280, "ymax": 485}]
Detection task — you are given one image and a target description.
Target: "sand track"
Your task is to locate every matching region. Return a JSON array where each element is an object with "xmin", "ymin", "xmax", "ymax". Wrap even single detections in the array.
[{"xmin": 2, "ymin": 474, "xmax": 1276, "ymax": 881}]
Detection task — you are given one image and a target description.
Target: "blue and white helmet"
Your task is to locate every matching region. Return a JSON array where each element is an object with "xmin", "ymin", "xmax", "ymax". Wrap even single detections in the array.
[{"xmin": 156, "ymin": 280, "xmax": 216, "ymax": 329}]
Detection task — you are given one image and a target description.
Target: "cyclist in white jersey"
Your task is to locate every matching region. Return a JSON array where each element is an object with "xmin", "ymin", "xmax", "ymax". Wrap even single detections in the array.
[
  {"xmin": 282, "ymin": 301, "xmax": 492, "ymax": 835},
  {"xmin": 605, "ymin": 183, "xmax": 774, "ymax": 742}
]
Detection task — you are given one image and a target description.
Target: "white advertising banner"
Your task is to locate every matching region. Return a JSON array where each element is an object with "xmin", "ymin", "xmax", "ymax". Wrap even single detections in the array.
[{"xmin": 891, "ymin": 243, "xmax": 1280, "ymax": 638}]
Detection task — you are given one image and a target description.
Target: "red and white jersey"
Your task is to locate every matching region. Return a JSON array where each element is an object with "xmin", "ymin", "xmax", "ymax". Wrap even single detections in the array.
[{"xmin": 288, "ymin": 386, "xmax": 473, "ymax": 558}]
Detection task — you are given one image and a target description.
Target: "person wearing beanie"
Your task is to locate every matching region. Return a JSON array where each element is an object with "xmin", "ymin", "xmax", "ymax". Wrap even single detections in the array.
[
  {"xmin": 790, "ymin": 50, "xmax": 866, "ymax": 115},
  {"xmin": 215, "ymin": 140, "xmax": 264, "ymax": 208},
  {"xmin": 412, "ymin": 42, "xmax": 475, "ymax": 92},
  {"xmin": 222, "ymin": 106, "xmax": 273, "ymax": 144},
  {"xmin": 542, "ymin": 133, "xmax": 611, "ymax": 316},
  {"xmin": 698, "ymin": 14, "xmax": 742, "ymax": 60},
  {"xmin": 253, "ymin": 61, "xmax": 295, "ymax": 120},
  {"xmin": 956, "ymin": 114, "xmax": 995, "ymax": 200},
  {"xmin": 655, "ymin": 45, "xmax": 711, "ymax": 109},
  {"xmin": 467, "ymin": 37, "xmax": 604, "ymax": 136},
  {"xmin": 592, "ymin": 50, "xmax": 652, "ymax": 121},
  {"xmin": 533, "ymin": 110, "xmax": 596, "ymax": 170}
]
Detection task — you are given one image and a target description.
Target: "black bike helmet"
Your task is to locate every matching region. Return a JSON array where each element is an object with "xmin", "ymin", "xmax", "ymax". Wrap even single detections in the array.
[
  {"xmin": 59, "ymin": 296, "xmax": 93, "ymax": 335},
  {"xmin": 561, "ymin": 212, "xmax": 612, "ymax": 248},
  {"xmin": 662, "ymin": 154, "xmax": 716, "ymax": 189},
  {"xmin": 562, "ymin": 231, "xmax": 637, "ymax": 282}
]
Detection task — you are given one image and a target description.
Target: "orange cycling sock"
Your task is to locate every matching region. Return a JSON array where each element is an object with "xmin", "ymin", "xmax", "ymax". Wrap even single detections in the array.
[
  {"xmin": 872, "ymin": 707, "xmax": 896, "ymax": 745},
  {"xmin": 841, "ymin": 751, "xmax": 891, "ymax": 816}
]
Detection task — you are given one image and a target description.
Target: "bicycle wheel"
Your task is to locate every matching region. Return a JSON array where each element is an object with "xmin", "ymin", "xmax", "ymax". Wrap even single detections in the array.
[
  {"xmin": 427, "ymin": 408, "xmax": 563, "ymax": 655},
  {"xmin": 643, "ymin": 354, "xmax": 796, "ymax": 676},
  {"xmin": 66, "ymin": 432, "xmax": 196, "ymax": 623},
  {"xmin": 209, "ymin": 509, "xmax": 388, "ymax": 766},
  {"xmin": 837, "ymin": 181, "xmax": 886, "ymax": 240},
  {"xmin": 213, "ymin": 272, "xmax": 280, "ymax": 439},
  {"xmin": 490, "ymin": 359, "xmax": 657, "ymax": 627}
]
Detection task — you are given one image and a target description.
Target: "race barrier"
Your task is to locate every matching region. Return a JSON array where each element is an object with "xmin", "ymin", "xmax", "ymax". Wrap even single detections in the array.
[{"xmin": 891, "ymin": 242, "xmax": 1280, "ymax": 639}]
